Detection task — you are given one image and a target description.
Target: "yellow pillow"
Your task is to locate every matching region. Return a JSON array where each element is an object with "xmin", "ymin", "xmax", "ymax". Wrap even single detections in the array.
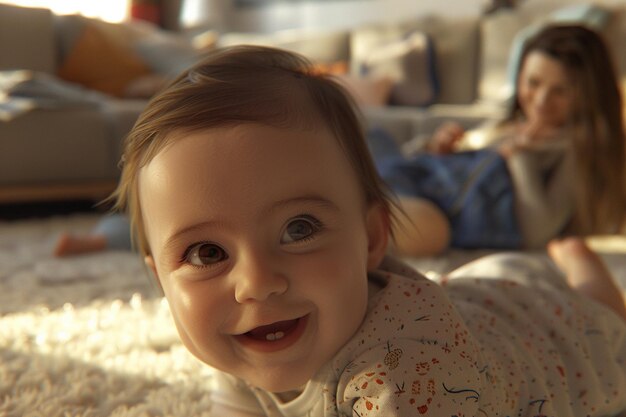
[{"xmin": 57, "ymin": 24, "xmax": 150, "ymax": 97}]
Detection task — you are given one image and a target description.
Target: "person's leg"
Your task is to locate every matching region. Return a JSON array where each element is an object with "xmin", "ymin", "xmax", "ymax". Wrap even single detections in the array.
[
  {"xmin": 92, "ymin": 214, "xmax": 132, "ymax": 250},
  {"xmin": 548, "ymin": 237, "xmax": 626, "ymax": 322},
  {"xmin": 54, "ymin": 233, "xmax": 107, "ymax": 257},
  {"xmin": 389, "ymin": 196, "xmax": 451, "ymax": 257},
  {"xmin": 54, "ymin": 214, "xmax": 132, "ymax": 257}
]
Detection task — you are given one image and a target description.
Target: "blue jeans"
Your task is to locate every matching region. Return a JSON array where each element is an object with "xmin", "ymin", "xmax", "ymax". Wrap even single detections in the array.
[
  {"xmin": 367, "ymin": 127, "xmax": 522, "ymax": 249},
  {"xmin": 93, "ymin": 213, "xmax": 132, "ymax": 251}
]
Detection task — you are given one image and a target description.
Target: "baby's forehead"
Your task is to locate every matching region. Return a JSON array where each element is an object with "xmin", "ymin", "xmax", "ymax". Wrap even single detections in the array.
[
  {"xmin": 143, "ymin": 122, "xmax": 340, "ymax": 169},
  {"xmin": 137, "ymin": 123, "xmax": 365, "ymax": 217},
  {"xmin": 158, "ymin": 118, "xmax": 333, "ymax": 152}
]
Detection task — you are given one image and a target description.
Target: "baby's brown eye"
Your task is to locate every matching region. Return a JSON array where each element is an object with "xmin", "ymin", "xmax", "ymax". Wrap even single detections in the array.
[{"xmin": 186, "ymin": 243, "xmax": 228, "ymax": 266}]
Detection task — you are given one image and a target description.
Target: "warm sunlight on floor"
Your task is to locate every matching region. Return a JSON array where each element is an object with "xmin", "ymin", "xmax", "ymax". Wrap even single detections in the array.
[{"xmin": 0, "ymin": 0, "xmax": 128, "ymax": 22}]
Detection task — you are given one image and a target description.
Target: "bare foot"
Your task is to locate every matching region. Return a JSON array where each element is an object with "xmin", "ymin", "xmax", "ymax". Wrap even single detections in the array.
[
  {"xmin": 548, "ymin": 237, "xmax": 626, "ymax": 322},
  {"xmin": 54, "ymin": 233, "xmax": 107, "ymax": 257}
]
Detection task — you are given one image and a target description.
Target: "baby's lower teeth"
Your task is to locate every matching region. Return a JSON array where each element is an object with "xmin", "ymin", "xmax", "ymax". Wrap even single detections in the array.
[{"xmin": 265, "ymin": 331, "xmax": 285, "ymax": 341}]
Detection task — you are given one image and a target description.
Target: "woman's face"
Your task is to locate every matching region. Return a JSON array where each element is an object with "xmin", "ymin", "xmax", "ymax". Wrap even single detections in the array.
[{"xmin": 517, "ymin": 50, "xmax": 578, "ymax": 129}]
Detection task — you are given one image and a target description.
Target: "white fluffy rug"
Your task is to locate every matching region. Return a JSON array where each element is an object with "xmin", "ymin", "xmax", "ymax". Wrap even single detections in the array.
[
  {"xmin": 1, "ymin": 214, "xmax": 625, "ymax": 416},
  {"xmin": 0, "ymin": 214, "xmax": 214, "ymax": 417}
]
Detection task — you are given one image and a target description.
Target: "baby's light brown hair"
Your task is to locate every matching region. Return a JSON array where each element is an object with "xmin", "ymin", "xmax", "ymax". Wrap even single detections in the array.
[{"xmin": 110, "ymin": 45, "xmax": 396, "ymax": 256}]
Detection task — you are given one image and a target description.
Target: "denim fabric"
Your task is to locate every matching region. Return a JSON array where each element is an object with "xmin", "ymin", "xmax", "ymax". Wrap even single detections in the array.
[
  {"xmin": 93, "ymin": 213, "xmax": 132, "ymax": 251},
  {"xmin": 367, "ymin": 128, "xmax": 522, "ymax": 249},
  {"xmin": 366, "ymin": 126, "xmax": 405, "ymax": 161}
]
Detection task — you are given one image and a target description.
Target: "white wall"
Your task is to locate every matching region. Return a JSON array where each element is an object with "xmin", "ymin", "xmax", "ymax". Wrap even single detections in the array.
[
  {"xmin": 184, "ymin": 0, "xmax": 486, "ymax": 33},
  {"xmin": 183, "ymin": 0, "xmax": 626, "ymax": 33},
  {"xmin": 236, "ymin": 0, "xmax": 487, "ymax": 32}
]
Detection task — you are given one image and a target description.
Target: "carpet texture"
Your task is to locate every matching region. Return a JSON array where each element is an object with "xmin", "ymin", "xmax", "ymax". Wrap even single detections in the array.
[
  {"xmin": 0, "ymin": 214, "xmax": 214, "ymax": 417},
  {"xmin": 1, "ymin": 214, "xmax": 625, "ymax": 416}
]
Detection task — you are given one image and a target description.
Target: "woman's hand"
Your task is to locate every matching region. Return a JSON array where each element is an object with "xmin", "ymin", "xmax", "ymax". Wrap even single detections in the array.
[
  {"xmin": 517, "ymin": 119, "xmax": 563, "ymax": 145},
  {"xmin": 498, "ymin": 120, "xmax": 563, "ymax": 158},
  {"xmin": 427, "ymin": 122, "xmax": 465, "ymax": 154}
]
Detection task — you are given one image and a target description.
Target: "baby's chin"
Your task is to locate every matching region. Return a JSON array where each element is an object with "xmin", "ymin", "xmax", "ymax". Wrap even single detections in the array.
[{"xmin": 247, "ymin": 370, "xmax": 310, "ymax": 395}]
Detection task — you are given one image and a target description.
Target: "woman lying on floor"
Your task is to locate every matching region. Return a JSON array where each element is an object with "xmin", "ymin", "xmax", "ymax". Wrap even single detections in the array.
[{"xmin": 374, "ymin": 24, "xmax": 625, "ymax": 257}]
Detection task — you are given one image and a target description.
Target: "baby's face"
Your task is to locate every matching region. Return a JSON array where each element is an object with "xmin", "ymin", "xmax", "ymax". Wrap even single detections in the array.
[{"xmin": 139, "ymin": 123, "xmax": 387, "ymax": 392}]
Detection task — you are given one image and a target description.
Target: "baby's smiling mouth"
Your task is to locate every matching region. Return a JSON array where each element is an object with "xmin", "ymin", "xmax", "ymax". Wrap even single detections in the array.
[
  {"xmin": 234, "ymin": 315, "xmax": 309, "ymax": 352},
  {"xmin": 246, "ymin": 318, "xmax": 300, "ymax": 341}
]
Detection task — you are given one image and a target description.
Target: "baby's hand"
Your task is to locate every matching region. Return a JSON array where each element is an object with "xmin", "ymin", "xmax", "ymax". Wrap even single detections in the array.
[{"xmin": 428, "ymin": 122, "xmax": 465, "ymax": 154}]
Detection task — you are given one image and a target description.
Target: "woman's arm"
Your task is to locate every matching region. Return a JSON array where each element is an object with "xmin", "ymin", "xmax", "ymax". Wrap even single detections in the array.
[{"xmin": 506, "ymin": 146, "xmax": 575, "ymax": 248}]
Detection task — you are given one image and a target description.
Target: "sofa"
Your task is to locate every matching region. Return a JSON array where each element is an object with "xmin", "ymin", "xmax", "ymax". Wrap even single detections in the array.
[
  {"xmin": 2, "ymin": 1, "xmax": 626, "ymax": 204},
  {"xmin": 0, "ymin": 3, "xmax": 203, "ymax": 204},
  {"xmin": 218, "ymin": 1, "xmax": 626, "ymax": 146}
]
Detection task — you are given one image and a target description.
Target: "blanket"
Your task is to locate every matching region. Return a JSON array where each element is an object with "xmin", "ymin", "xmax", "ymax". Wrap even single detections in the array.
[
  {"xmin": 0, "ymin": 71, "xmax": 105, "ymax": 122},
  {"xmin": 1, "ymin": 214, "xmax": 624, "ymax": 416}
]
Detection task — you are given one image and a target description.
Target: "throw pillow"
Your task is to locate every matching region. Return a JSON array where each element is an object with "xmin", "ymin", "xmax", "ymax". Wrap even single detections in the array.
[
  {"xmin": 133, "ymin": 32, "xmax": 202, "ymax": 77},
  {"xmin": 360, "ymin": 31, "xmax": 439, "ymax": 107},
  {"xmin": 123, "ymin": 73, "xmax": 169, "ymax": 99},
  {"xmin": 333, "ymin": 74, "xmax": 393, "ymax": 107},
  {"xmin": 57, "ymin": 23, "xmax": 151, "ymax": 97}
]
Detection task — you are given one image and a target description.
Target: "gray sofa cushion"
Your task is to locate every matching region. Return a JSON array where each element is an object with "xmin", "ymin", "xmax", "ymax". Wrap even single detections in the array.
[
  {"xmin": 0, "ymin": 4, "xmax": 55, "ymax": 74},
  {"xmin": 0, "ymin": 109, "xmax": 112, "ymax": 184}
]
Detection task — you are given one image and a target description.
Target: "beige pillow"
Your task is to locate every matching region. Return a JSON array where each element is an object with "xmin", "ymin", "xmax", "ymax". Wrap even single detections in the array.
[
  {"xmin": 360, "ymin": 31, "xmax": 439, "ymax": 107},
  {"xmin": 351, "ymin": 16, "xmax": 481, "ymax": 105},
  {"xmin": 333, "ymin": 74, "xmax": 393, "ymax": 107},
  {"xmin": 123, "ymin": 73, "xmax": 169, "ymax": 99}
]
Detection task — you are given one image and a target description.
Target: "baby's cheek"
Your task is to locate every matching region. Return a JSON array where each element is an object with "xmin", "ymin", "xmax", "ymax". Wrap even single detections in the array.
[{"xmin": 167, "ymin": 284, "xmax": 220, "ymax": 347}]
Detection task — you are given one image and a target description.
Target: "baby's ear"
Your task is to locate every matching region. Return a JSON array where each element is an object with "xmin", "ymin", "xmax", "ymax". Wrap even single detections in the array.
[
  {"xmin": 366, "ymin": 202, "xmax": 390, "ymax": 271},
  {"xmin": 144, "ymin": 255, "xmax": 164, "ymax": 293}
]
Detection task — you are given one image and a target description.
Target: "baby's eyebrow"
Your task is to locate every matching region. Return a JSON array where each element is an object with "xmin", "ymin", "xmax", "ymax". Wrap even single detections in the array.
[
  {"xmin": 265, "ymin": 194, "xmax": 340, "ymax": 216},
  {"xmin": 162, "ymin": 220, "xmax": 222, "ymax": 253}
]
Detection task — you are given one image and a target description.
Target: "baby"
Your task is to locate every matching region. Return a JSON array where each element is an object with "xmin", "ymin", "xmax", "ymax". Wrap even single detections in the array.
[{"xmin": 111, "ymin": 45, "xmax": 626, "ymax": 416}]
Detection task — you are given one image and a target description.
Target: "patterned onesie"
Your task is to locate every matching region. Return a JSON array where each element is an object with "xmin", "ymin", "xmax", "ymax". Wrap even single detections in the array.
[{"xmin": 210, "ymin": 254, "xmax": 626, "ymax": 416}]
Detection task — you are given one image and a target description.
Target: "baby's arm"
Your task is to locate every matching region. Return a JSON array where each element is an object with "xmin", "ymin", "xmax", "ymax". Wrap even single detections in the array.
[{"xmin": 338, "ymin": 340, "xmax": 482, "ymax": 417}]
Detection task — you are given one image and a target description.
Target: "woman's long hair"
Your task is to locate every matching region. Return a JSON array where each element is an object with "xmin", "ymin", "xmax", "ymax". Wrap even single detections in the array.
[{"xmin": 507, "ymin": 24, "xmax": 626, "ymax": 234}]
